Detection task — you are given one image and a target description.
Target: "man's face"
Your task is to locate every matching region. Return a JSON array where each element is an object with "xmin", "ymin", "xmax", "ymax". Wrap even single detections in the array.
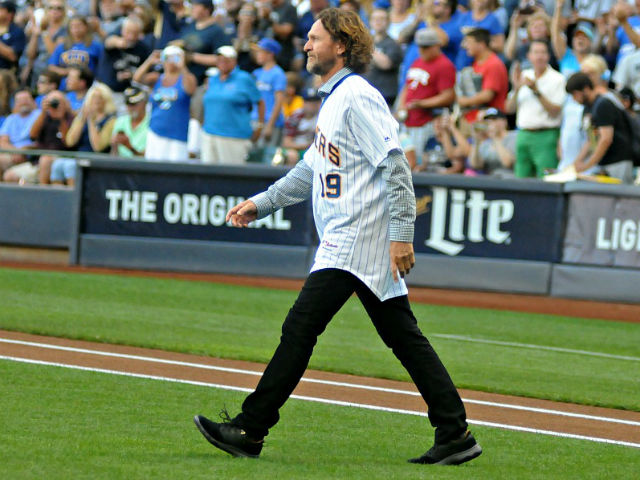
[
  {"xmin": 571, "ymin": 90, "xmax": 586, "ymax": 105},
  {"xmin": 462, "ymin": 36, "xmax": 480, "ymax": 57},
  {"xmin": 122, "ymin": 22, "xmax": 141, "ymax": 45},
  {"xmin": 304, "ymin": 20, "xmax": 344, "ymax": 77},
  {"xmin": 14, "ymin": 92, "xmax": 34, "ymax": 115},
  {"xmin": 127, "ymin": 101, "xmax": 146, "ymax": 119},
  {"xmin": 37, "ymin": 76, "xmax": 56, "ymax": 95},
  {"xmin": 572, "ymin": 31, "xmax": 591, "ymax": 54},
  {"xmin": 369, "ymin": 10, "xmax": 389, "ymax": 35},
  {"xmin": 418, "ymin": 45, "xmax": 437, "ymax": 61},
  {"xmin": 66, "ymin": 69, "xmax": 82, "ymax": 91},
  {"xmin": 527, "ymin": 42, "xmax": 549, "ymax": 70}
]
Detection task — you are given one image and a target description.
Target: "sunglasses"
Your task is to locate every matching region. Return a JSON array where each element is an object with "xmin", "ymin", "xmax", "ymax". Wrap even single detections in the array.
[{"xmin": 48, "ymin": 5, "xmax": 65, "ymax": 10}]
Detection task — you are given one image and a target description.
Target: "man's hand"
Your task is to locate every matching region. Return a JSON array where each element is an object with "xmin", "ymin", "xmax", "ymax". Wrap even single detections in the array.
[
  {"xmin": 390, "ymin": 241, "xmax": 415, "ymax": 282},
  {"xmin": 226, "ymin": 199, "xmax": 258, "ymax": 227}
]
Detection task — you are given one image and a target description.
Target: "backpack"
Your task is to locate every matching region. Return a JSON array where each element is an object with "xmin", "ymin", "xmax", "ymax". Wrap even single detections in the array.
[{"xmin": 593, "ymin": 94, "xmax": 640, "ymax": 166}]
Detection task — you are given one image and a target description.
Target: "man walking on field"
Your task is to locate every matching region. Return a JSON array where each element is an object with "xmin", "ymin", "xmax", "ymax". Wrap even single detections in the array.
[{"xmin": 194, "ymin": 8, "xmax": 482, "ymax": 467}]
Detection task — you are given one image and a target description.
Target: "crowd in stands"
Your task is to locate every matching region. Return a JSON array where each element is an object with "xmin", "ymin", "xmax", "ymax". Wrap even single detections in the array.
[{"xmin": 1, "ymin": 0, "xmax": 640, "ymax": 186}]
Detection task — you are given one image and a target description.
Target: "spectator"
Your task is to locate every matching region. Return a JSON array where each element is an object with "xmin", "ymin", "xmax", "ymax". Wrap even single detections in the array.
[
  {"xmin": 506, "ymin": 40, "xmax": 565, "ymax": 177},
  {"xmin": 612, "ymin": 46, "xmax": 640, "ymax": 101},
  {"xmin": 565, "ymin": 71, "xmax": 634, "ymax": 174},
  {"xmin": 154, "ymin": 0, "xmax": 189, "ymax": 49},
  {"xmin": 255, "ymin": 0, "xmax": 298, "ymax": 71},
  {"xmin": 388, "ymin": 0, "xmax": 416, "ymax": 43},
  {"xmin": 131, "ymin": 2, "xmax": 157, "ymax": 51},
  {"xmin": 55, "ymin": 83, "xmax": 117, "ymax": 185},
  {"xmin": 468, "ymin": 107, "xmax": 516, "ymax": 176},
  {"xmin": 252, "ymin": 37, "xmax": 286, "ymax": 161},
  {"xmin": 111, "ymin": 86, "xmax": 150, "ymax": 158},
  {"xmin": 233, "ymin": 0, "xmax": 260, "ymax": 72},
  {"xmin": 96, "ymin": 16, "xmax": 152, "ymax": 97},
  {"xmin": 65, "ymin": 66, "xmax": 93, "ymax": 113},
  {"xmin": 505, "ymin": 10, "xmax": 557, "ymax": 71},
  {"xmin": 47, "ymin": 15, "xmax": 103, "ymax": 85},
  {"xmin": 282, "ymin": 71, "xmax": 304, "ymax": 122},
  {"xmin": 364, "ymin": 7, "xmax": 404, "ymax": 107},
  {"xmin": 23, "ymin": 0, "xmax": 67, "ymax": 89},
  {"xmin": 430, "ymin": 113, "xmax": 470, "ymax": 174},
  {"xmin": 5, "ymin": 90, "xmax": 73, "ymax": 184},
  {"xmin": 397, "ymin": 27, "xmax": 456, "ymax": 167},
  {"xmin": 179, "ymin": 0, "xmax": 231, "ymax": 84},
  {"xmin": 0, "ymin": 0, "xmax": 26, "ymax": 71},
  {"xmin": 200, "ymin": 45, "xmax": 264, "ymax": 164},
  {"xmin": 279, "ymin": 86, "xmax": 321, "ymax": 165},
  {"xmin": 457, "ymin": 27, "xmax": 509, "ymax": 123},
  {"xmin": 0, "ymin": 68, "xmax": 17, "ymax": 126},
  {"xmin": 34, "ymin": 72, "xmax": 63, "ymax": 112},
  {"xmin": 552, "ymin": 0, "xmax": 595, "ymax": 77},
  {"xmin": 0, "ymin": 89, "xmax": 40, "ymax": 177},
  {"xmin": 133, "ymin": 45, "xmax": 197, "ymax": 162},
  {"xmin": 611, "ymin": 0, "xmax": 640, "ymax": 63},
  {"xmin": 455, "ymin": 0, "xmax": 505, "ymax": 69},
  {"xmin": 618, "ymin": 86, "xmax": 637, "ymax": 116}
]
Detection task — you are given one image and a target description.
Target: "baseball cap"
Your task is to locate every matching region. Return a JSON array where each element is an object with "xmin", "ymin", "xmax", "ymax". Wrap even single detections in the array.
[
  {"xmin": 161, "ymin": 45, "xmax": 184, "ymax": 62},
  {"xmin": 574, "ymin": 21, "xmax": 595, "ymax": 41},
  {"xmin": 415, "ymin": 28, "xmax": 440, "ymax": 47},
  {"xmin": 191, "ymin": 0, "xmax": 214, "ymax": 8},
  {"xmin": 124, "ymin": 86, "xmax": 148, "ymax": 105},
  {"xmin": 0, "ymin": 1, "xmax": 17, "ymax": 13},
  {"xmin": 257, "ymin": 37, "xmax": 282, "ymax": 56},
  {"xmin": 216, "ymin": 45, "xmax": 237, "ymax": 59},
  {"xmin": 483, "ymin": 107, "xmax": 506, "ymax": 119}
]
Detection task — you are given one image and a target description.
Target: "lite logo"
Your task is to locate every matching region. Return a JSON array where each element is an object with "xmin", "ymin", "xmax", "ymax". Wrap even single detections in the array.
[
  {"xmin": 423, "ymin": 187, "xmax": 514, "ymax": 256},
  {"xmin": 595, "ymin": 217, "xmax": 640, "ymax": 251}
]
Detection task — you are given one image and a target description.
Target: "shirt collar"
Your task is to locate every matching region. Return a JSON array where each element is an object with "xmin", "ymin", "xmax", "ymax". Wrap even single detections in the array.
[{"xmin": 318, "ymin": 67, "xmax": 354, "ymax": 98}]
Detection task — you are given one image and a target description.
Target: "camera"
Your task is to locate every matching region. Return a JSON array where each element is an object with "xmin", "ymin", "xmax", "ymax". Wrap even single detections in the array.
[
  {"xmin": 49, "ymin": 98, "xmax": 60, "ymax": 109},
  {"xmin": 518, "ymin": 0, "xmax": 536, "ymax": 14}
]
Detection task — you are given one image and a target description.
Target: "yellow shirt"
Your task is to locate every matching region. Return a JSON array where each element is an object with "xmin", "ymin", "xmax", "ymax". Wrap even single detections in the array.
[{"xmin": 283, "ymin": 95, "xmax": 304, "ymax": 120}]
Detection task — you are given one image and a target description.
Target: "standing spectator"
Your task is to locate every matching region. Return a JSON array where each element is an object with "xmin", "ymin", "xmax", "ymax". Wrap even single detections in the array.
[
  {"xmin": 364, "ymin": 7, "xmax": 404, "ymax": 107},
  {"xmin": 47, "ymin": 15, "xmax": 103, "ymax": 85},
  {"xmin": 179, "ymin": 0, "xmax": 231, "ymax": 84},
  {"xmin": 0, "ymin": 89, "xmax": 40, "ymax": 177},
  {"xmin": 295, "ymin": 0, "xmax": 329, "ymax": 56},
  {"xmin": 611, "ymin": 1, "xmax": 640, "ymax": 64},
  {"xmin": 23, "ymin": 0, "xmax": 67, "ymax": 89},
  {"xmin": 565, "ymin": 71, "xmax": 634, "ymax": 173},
  {"xmin": 505, "ymin": 10, "xmax": 557, "ymax": 71},
  {"xmin": 133, "ymin": 45, "xmax": 197, "ymax": 162},
  {"xmin": 201, "ymin": 45, "xmax": 264, "ymax": 164},
  {"xmin": 96, "ymin": 16, "xmax": 151, "ymax": 97},
  {"xmin": 388, "ymin": 0, "xmax": 416, "ymax": 43},
  {"xmin": 65, "ymin": 66, "xmax": 93, "ymax": 113},
  {"xmin": 255, "ymin": 0, "xmax": 298, "ymax": 71},
  {"xmin": 0, "ymin": 0, "xmax": 26, "ymax": 71},
  {"xmin": 613, "ymin": 48, "xmax": 640, "ymax": 100},
  {"xmin": 111, "ymin": 86, "xmax": 150, "ymax": 158},
  {"xmin": 154, "ymin": 0, "xmax": 189, "ymax": 49},
  {"xmin": 396, "ymin": 28, "xmax": 456, "ymax": 167},
  {"xmin": 233, "ymin": 0, "xmax": 260, "ymax": 72},
  {"xmin": 55, "ymin": 83, "xmax": 117, "ymax": 185},
  {"xmin": 5, "ymin": 90, "xmax": 73, "ymax": 184},
  {"xmin": 506, "ymin": 40, "xmax": 565, "ymax": 177},
  {"xmin": 457, "ymin": 27, "xmax": 509, "ymax": 123},
  {"xmin": 252, "ymin": 37, "xmax": 286, "ymax": 161},
  {"xmin": 455, "ymin": 0, "xmax": 505, "ymax": 69},
  {"xmin": 552, "ymin": 0, "xmax": 594, "ymax": 77},
  {"xmin": 468, "ymin": 107, "xmax": 516, "ymax": 176}
]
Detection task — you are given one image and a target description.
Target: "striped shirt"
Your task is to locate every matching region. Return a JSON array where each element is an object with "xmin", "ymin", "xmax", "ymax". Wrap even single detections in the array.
[{"xmin": 251, "ymin": 68, "xmax": 416, "ymax": 301}]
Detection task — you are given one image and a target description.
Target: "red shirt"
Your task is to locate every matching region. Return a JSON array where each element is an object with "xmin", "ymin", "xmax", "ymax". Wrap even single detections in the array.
[
  {"xmin": 465, "ymin": 52, "xmax": 509, "ymax": 123},
  {"xmin": 404, "ymin": 53, "xmax": 456, "ymax": 127}
]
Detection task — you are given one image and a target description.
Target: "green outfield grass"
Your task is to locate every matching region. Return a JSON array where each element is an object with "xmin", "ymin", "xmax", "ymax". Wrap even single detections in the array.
[
  {"xmin": 2, "ymin": 360, "xmax": 638, "ymax": 480},
  {"xmin": 1, "ymin": 267, "xmax": 639, "ymax": 411}
]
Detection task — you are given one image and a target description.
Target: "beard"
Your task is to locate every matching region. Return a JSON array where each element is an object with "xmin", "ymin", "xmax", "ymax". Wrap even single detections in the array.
[{"xmin": 306, "ymin": 55, "xmax": 336, "ymax": 76}]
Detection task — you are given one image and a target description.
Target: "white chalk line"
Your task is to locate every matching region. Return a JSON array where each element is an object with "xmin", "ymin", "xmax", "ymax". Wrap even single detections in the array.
[
  {"xmin": 1, "ymin": 355, "xmax": 639, "ymax": 450},
  {"xmin": 1, "ymin": 337, "xmax": 639, "ymax": 427},
  {"xmin": 431, "ymin": 334, "xmax": 640, "ymax": 362}
]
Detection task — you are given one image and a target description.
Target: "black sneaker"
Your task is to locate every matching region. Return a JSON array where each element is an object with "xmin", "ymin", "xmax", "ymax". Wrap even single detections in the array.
[
  {"xmin": 193, "ymin": 413, "xmax": 264, "ymax": 458},
  {"xmin": 408, "ymin": 430, "xmax": 482, "ymax": 466}
]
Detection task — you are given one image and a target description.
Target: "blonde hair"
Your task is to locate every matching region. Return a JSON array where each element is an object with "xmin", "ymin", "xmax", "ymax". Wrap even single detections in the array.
[
  {"xmin": 85, "ymin": 82, "xmax": 117, "ymax": 116},
  {"xmin": 580, "ymin": 54, "xmax": 608, "ymax": 77},
  {"xmin": 527, "ymin": 11, "xmax": 550, "ymax": 38}
]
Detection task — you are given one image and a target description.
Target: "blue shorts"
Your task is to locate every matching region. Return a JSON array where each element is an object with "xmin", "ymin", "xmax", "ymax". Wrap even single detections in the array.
[{"xmin": 50, "ymin": 158, "xmax": 76, "ymax": 182}]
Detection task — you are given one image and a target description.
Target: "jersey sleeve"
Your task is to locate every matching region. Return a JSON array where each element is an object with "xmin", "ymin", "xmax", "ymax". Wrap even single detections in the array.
[{"xmin": 347, "ymin": 83, "xmax": 401, "ymax": 168}]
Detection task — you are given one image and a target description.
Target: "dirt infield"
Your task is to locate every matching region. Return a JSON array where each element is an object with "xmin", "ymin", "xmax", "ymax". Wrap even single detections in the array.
[{"xmin": 1, "ymin": 329, "xmax": 639, "ymax": 448}]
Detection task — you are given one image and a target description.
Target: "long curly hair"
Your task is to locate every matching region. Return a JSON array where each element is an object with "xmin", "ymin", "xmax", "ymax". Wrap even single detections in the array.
[{"xmin": 317, "ymin": 8, "xmax": 373, "ymax": 74}]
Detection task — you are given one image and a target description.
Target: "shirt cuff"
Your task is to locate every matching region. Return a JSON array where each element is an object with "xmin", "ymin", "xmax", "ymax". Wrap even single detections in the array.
[
  {"xmin": 389, "ymin": 222, "xmax": 414, "ymax": 243},
  {"xmin": 249, "ymin": 192, "xmax": 273, "ymax": 220}
]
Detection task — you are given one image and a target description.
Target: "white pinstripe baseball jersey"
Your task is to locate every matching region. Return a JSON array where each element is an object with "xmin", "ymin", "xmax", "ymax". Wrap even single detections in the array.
[{"xmin": 304, "ymin": 68, "xmax": 408, "ymax": 301}]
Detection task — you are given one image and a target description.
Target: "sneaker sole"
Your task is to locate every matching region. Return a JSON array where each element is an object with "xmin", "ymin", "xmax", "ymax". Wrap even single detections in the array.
[
  {"xmin": 193, "ymin": 415, "xmax": 260, "ymax": 459},
  {"xmin": 435, "ymin": 443, "xmax": 483, "ymax": 466}
]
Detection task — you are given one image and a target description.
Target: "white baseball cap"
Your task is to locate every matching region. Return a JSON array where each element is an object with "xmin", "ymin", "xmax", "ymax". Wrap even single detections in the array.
[{"xmin": 216, "ymin": 45, "xmax": 237, "ymax": 59}]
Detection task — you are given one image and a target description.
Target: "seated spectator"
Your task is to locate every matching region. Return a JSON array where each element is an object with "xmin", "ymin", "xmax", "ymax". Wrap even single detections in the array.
[
  {"xmin": 110, "ymin": 86, "xmax": 150, "ymax": 158},
  {"xmin": 34, "ymin": 69, "xmax": 61, "ymax": 108},
  {"xmin": 279, "ymin": 86, "xmax": 321, "ymax": 165},
  {"xmin": 133, "ymin": 45, "xmax": 197, "ymax": 162},
  {"xmin": 23, "ymin": 0, "xmax": 67, "ymax": 89},
  {"xmin": 282, "ymin": 71, "xmax": 304, "ymax": 122},
  {"xmin": 0, "ymin": 0, "xmax": 26, "ymax": 71},
  {"xmin": 0, "ymin": 68, "xmax": 18, "ymax": 127},
  {"xmin": 429, "ymin": 112, "xmax": 470, "ymax": 174},
  {"xmin": 612, "ymin": 46, "xmax": 640, "ymax": 101},
  {"xmin": 201, "ymin": 45, "xmax": 264, "ymax": 164},
  {"xmin": 65, "ymin": 66, "xmax": 94, "ymax": 113},
  {"xmin": 0, "ymin": 89, "xmax": 40, "ymax": 178},
  {"xmin": 5, "ymin": 90, "xmax": 73, "ymax": 184},
  {"xmin": 53, "ymin": 83, "xmax": 117, "ymax": 185},
  {"xmin": 468, "ymin": 107, "xmax": 516, "ymax": 177},
  {"xmin": 47, "ymin": 15, "xmax": 103, "ymax": 87}
]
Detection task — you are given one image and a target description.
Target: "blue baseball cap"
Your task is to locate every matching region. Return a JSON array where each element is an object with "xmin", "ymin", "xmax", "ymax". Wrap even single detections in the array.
[{"xmin": 257, "ymin": 37, "xmax": 282, "ymax": 56}]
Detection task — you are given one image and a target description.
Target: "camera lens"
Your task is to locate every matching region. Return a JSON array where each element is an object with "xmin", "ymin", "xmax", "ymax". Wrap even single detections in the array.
[{"xmin": 49, "ymin": 99, "xmax": 60, "ymax": 109}]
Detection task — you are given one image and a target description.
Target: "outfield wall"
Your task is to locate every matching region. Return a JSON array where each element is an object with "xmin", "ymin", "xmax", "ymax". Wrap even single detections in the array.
[{"xmin": 1, "ymin": 159, "xmax": 639, "ymax": 304}]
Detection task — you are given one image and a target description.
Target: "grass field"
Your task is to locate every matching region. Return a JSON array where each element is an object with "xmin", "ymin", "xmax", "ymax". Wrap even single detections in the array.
[{"xmin": 1, "ymin": 266, "xmax": 639, "ymax": 478}]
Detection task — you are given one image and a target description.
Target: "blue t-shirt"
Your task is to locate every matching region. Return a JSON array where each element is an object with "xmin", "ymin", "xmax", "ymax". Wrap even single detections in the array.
[
  {"xmin": 66, "ymin": 91, "xmax": 86, "ymax": 113},
  {"xmin": 252, "ymin": 64, "xmax": 286, "ymax": 128},
  {"xmin": 616, "ymin": 16, "xmax": 640, "ymax": 63},
  {"xmin": 149, "ymin": 74, "xmax": 191, "ymax": 142},
  {"xmin": 455, "ymin": 11, "xmax": 504, "ymax": 70},
  {"xmin": 203, "ymin": 68, "xmax": 262, "ymax": 139},
  {"xmin": 0, "ymin": 109, "xmax": 41, "ymax": 148},
  {"xmin": 0, "ymin": 23, "xmax": 26, "ymax": 69},
  {"xmin": 48, "ymin": 41, "xmax": 103, "ymax": 72},
  {"xmin": 559, "ymin": 49, "xmax": 581, "ymax": 78}
]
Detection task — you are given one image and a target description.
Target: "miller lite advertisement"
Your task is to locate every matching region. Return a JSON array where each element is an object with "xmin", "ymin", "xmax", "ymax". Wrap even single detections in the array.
[{"xmin": 413, "ymin": 185, "xmax": 564, "ymax": 262}]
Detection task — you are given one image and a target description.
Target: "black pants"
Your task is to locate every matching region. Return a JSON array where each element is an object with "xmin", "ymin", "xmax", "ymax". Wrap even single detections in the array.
[{"xmin": 234, "ymin": 268, "xmax": 468, "ymax": 444}]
